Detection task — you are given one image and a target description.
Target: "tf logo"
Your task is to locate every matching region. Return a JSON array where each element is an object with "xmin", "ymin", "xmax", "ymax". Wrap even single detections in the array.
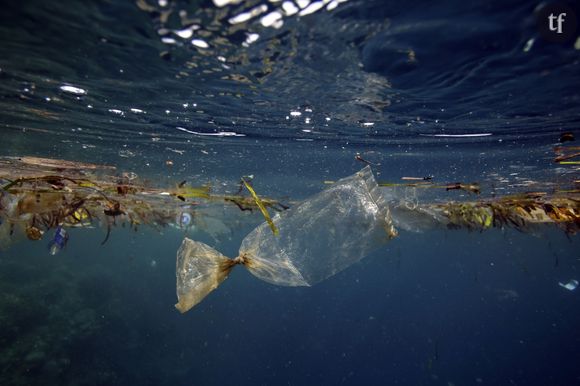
[
  {"xmin": 549, "ymin": 12, "xmax": 567, "ymax": 34},
  {"xmin": 536, "ymin": 2, "xmax": 578, "ymax": 42}
]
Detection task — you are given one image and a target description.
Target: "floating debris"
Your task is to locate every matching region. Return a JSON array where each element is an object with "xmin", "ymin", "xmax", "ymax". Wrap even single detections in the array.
[
  {"xmin": 445, "ymin": 182, "xmax": 481, "ymax": 195},
  {"xmin": 355, "ymin": 153, "xmax": 380, "ymax": 166},
  {"xmin": 25, "ymin": 225, "xmax": 44, "ymax": 240},
  {"xmin": 2, "ymin": 156, "xmax": 115, "ymax": 171},
  {"xmin": 390, "ymin": 194, "xmax": 580, "ymax": 234},
  {"xmin": 242, "ymin": 177, "xmax": 278, "ymax": 235},
  {"xmin": 559, "ymin": 279, "xmax": 579, "ymax": 291},
  {"xmin": 402, "ymin": 176, "xmax": 433, "ymax": 181},
  {"xmin": 0, "ymin": 156, "xmax": 288, "ymax": 251},
  {"xmin": 175, "ymin": 167, "xmax": 396, "ymax": 312},
  {"xmin": 176, "ymin": 211, "xmax": 193, "ymax": 229},
  {"xmin": 48, "ymin": 225, "xmax": 69, "ymax": 255},
  {"xmin": 554, "ymin": 146, "xmax": 580, "ymax": 164},
  {"xmin": 560, "ymin": 132, "xmax": 575, "ymax": 143}
]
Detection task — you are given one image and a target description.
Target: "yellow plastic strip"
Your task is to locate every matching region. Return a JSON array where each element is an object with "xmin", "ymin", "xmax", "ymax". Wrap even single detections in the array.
[
  {"xmin": 175, "ymin": 186, "xmax": 211, "ymax": 199},
  {"xmin": 559, "ymin": 161, "xmax": 580, "ymax": 165},
  {"xmin": 242, "ymin": 178, "xmax": 279, "ymax": 236}
]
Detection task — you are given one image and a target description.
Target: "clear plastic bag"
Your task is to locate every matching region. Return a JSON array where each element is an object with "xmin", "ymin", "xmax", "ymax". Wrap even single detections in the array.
[{"xmin": 175, "ymin": 166, "xmax": 397, "ymax": 312}]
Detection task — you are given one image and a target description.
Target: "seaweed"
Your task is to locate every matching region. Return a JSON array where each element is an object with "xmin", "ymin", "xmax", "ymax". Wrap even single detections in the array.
[{"xmin": 0, "ymin": 156, "xmax": 290, "ymax": 250}]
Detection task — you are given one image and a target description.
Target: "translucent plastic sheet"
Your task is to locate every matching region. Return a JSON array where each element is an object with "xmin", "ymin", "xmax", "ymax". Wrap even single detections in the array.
[
  {"xmin": 175, "ymin": 166, "xmax": 397, "ymax": 312},
  {"xmin": 0, "ymin": 191, "xmax": 19, "ymax": 250},
  {"xmin": 381, "ymin": 185, "xmax": 448, "ymax": 232}
]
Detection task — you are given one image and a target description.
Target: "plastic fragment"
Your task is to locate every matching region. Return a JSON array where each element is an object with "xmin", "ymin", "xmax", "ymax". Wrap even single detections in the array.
[
  {"xmin": 176, "ymin": 211, "xmax": 193, "ymax": 228},
  {"xmin": 48, "ymin": 225, "xmax": 69, "ymax": 255},
  {"xmin": 175, "ymin": 185, "xmax": 211, "ymax": 199},
  {"xmin": 559, "ymin": 279, "xmax": 578, "ymax": 291}
]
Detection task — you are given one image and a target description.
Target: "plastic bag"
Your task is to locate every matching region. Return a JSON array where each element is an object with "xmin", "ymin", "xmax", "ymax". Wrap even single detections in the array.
[{"xmin": 175, "ymin": 166, "xmax": 397, "ymax": 312}]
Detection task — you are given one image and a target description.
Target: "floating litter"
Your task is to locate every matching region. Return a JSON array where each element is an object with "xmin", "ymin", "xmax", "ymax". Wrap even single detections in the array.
[
  {"xmin": 558, "ymin": 279, "xmax": 578, "ymax": 291},
  {"xmin": 175, "ymin": 167, "xmax": 397, "ymax": 312},
  {"xmin": 176, "ymin": 212, "xmax": 193, "ymax": 228},
  {"xmin": 48, "ymin": 225, "xmax": 69, "ymax": 255}
]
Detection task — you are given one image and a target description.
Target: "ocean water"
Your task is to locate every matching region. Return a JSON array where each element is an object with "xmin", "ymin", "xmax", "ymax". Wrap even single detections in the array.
[{"xmin": 1, "ymin": 0, "xmax": 579, "ymax": 385}]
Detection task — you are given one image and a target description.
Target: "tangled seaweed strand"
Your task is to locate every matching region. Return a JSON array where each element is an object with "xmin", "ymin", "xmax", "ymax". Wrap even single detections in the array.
[{"xmin": 0, "ymin": 157, "xmax": 290, "ymax": 250}]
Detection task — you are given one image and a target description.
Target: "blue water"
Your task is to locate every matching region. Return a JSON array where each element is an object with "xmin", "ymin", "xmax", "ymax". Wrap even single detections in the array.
[{"xmin": 1, "ymin": 0, "xmax": 579, "ymax": 385}]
